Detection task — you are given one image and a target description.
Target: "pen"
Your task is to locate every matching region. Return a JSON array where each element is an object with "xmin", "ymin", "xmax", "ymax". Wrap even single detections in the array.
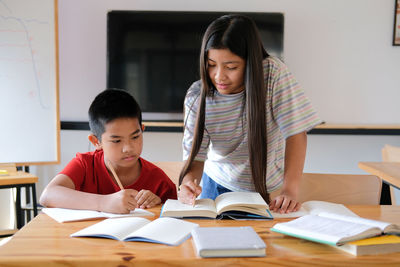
[
  {"xmin": 106, "ymin": 161, "xmax": 124, "ymax": 190},
  {"xmin": 192, "ymin": 179, "xmax": 197, "ymax": 207}
]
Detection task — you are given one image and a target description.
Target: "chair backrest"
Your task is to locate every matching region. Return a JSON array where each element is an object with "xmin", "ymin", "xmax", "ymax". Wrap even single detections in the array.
[
  {"xmin": 297, "ymin": 173, "xmax": 382, "ymax": 205},
  {"xmin": 154, "ymin": 161, "xmax": 183, "ymax": 190},
  {"xmin": 382, "ymin": 144, "xmax": 400, "ymax": 162},
  {"xmin": 154, "ymin": 162, "xmax": 382, "ymax": 205}
]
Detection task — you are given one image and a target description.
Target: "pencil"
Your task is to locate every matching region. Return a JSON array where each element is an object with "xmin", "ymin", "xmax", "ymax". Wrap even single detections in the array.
[
  {"xmin": 192, "ymin": 179, "xmax": 197, "ymax": 207},
  {"xmin": 106, "ymin": 161, "xmax": 124, "ymax": 190}
]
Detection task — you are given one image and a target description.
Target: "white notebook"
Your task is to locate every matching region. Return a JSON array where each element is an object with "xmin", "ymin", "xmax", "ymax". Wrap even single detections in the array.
[
  {"xmin": 191, "ymin": 226, "xmax": 266, "ymax": 258},
  {"xmin": 271, "ymin": 200, "xmax": 358, "ymax": 218},
  {"xmin": 71, "ymin": 217, "xmax": 199, "ymax": 246},
  {"xmin": 42, "ymin": 207, "xmax": 154, "ymax": 223}
]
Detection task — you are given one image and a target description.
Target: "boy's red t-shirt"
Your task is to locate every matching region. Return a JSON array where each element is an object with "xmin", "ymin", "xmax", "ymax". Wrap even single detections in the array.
[{"xmin": 60, "ymin": 149, "xmax": 177, "ymax": 202}]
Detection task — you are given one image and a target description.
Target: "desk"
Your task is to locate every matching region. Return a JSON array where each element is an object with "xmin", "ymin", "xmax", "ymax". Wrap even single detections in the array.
[
  {"xmin": 359, "ymin": 162, "xmax": 400, "ymax": 190},
  {"xmin": 0, "ymin": 205, "xmax": 399, "ymax": 266},
  {"xmin": 359, "ymin": 161, "xmax": 400, "ymax": 205},
  {"xmin": 0, "ymin": 171, "xmax": 38, "ymax": 229}
]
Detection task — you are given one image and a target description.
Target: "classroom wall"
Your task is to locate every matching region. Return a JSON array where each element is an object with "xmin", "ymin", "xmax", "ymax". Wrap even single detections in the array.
[
  {"xmin": 1, "ymin": 0, "xmax": 400, "ymax": 229},
  {"xmin": 58, "ymin": 0, "xmax": 400, "ymax": 125}
]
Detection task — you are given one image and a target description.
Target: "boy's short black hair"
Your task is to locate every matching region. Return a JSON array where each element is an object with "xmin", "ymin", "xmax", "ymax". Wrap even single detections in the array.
[{"xmin": 88, "ymin": 89, "xmax": 142, "ymax": 139}]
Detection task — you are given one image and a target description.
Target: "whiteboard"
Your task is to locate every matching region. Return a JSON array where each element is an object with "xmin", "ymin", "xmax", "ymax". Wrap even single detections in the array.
[{"xmin": 0, "ymin": 0, "xmax": 59, "ymax": 165}]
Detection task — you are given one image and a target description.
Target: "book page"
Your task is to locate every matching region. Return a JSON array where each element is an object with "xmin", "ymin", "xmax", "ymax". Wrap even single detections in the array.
[
  {"xmin": 71, "ymin": 217, "xmax": 150, "ymax": 240},
  {"xmin": 272, "ymin": 214, "xmax": 381, "ymax": 245},
  {"xmin": 215, "ymin": 192, "xmax": 267, "ymax": 214},
  {"xmin": 161, "ymin": 199, "xmax": 217, "ymax": 218},
  {"xmin": 125, "ymin": 217, "xmax": 199, "ymax": 246},
  {"xmin": 319, "ymin": 212, "xmax": 392, "ymax": 232},
  {"xmin": 272, "ymin": 201, "xmax": 358, "ymax": 218}
]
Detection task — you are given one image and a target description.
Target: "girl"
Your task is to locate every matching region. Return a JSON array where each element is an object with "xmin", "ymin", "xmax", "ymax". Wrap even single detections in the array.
[{"xmin": 178, "ymin": 14, "xmax": 321, "ymax": 213}]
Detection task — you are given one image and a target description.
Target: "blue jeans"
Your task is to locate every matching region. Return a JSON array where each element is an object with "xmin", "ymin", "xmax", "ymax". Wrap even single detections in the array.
[{"xmin": 199, "ymin": 172, "xmax": 232, "ymax": 200}]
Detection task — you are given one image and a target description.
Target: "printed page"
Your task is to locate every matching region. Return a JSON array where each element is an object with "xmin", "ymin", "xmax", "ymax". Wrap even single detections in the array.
[
  {"xmin": 272, "ymin": 214, "xmax": 380, "ymax": 245},
  {"xmin": 161, "ymin": 199, "xmax": 217, "ymax": 218},
  {"xmin": 318, "ymin": 212, "xmax": 392, "ymax": 231},
  {"xmin": 215, "ymin": 192, "xmax": 267, "ymax": 214},
  {"xmin": 272, "ymin": 201, "xmax": 358, "ymax": 219},
  {"xmin": 125, "ymin": 217, "xmax": 199, "ymax": 245},
  {"xmin": 71, "ymin": 217, "xmax": 150, "ymax": 240}
]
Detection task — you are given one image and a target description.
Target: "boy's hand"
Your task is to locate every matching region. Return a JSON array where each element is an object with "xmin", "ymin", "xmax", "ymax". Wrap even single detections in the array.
[
  {"xmin": 135, "ymin": 190, "xmax": 161, "ymax": 209},
  {"xmin": 101, "ymin": 189, "xmax": 138, "ymax": 214}
]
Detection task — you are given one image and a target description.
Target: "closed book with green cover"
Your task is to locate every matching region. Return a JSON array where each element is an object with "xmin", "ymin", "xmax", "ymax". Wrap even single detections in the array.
[{"xmin": 191, "ymin": 226, "xmax": 266, "ymax": 258}]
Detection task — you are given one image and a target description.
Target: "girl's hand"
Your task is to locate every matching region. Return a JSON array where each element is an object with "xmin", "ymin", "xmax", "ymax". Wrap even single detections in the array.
[
  {"xmin": 178, "ymin": 180, "xmax": 202, "ymax": 205},
  {"xmin": 101, "ymin": 189, "xmax": 138, "ymax": 214},
  {"xmin": 269, "ymin": 191, "xmax": 301, "ymax": 214},
  {"xmin": 135, "ymin": 190, "xmax": 161, "ymax": 209}
]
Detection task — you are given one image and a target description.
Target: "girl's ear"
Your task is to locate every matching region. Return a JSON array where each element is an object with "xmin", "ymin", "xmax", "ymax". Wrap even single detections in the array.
[{"xmin": 88, "ymin": 134, "xmax": 102, "ymax": 150}]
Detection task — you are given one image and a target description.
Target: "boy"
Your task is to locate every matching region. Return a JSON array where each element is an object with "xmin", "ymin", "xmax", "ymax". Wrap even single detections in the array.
[{"xmin": 40, "ymin": 89, "xmax": 177, "ymax": 214}]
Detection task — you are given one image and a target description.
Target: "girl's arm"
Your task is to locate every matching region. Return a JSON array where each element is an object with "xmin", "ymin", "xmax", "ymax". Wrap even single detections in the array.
[
  {"xmin": 178, "ymin": 160, "xmax": 204, "ymax": 204},
  {"xmin": 269, "ymin": 131, "xmax": 307, "ymax": 213}
]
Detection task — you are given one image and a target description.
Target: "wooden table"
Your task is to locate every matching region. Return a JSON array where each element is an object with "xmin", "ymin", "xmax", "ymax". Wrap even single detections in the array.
[
  {"xmin": 0, "ymin": 171, "xmax": 38, "ymax": 229},
  {"xmin": 0, "ymin": 205, "xmax": 399, "ymax": 266},
  {"xmin": 359, "ymin": 162, "xmax": 400, "ymax": 190},
  {"xmin": 359, "ymin": 161, "xmax": 400, "ymax": 205}
]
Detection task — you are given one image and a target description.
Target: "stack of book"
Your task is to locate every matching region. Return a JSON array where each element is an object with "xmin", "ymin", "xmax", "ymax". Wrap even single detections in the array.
[{"xmin": 271, "ymin": 212, "xmax": 400, "ymax": 256}]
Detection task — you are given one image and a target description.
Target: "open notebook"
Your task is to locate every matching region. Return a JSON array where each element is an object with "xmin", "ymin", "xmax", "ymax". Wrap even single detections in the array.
[
  {"xmin": 71, "ymin": 217, "xmax": 198, "ymax": 246},
  {"xmin": 271, "ymin": 200, "xmax": 358, "ymax": 218},
  {"xmin": 42, "ymin": 207, "xmax": 154, "ymax": 223}
]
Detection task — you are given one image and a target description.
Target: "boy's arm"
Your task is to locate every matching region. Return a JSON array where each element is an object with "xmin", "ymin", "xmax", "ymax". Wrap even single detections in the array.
[{"xmin": 39, "ymin": 174, "xmax": 138, "ymax": 214}]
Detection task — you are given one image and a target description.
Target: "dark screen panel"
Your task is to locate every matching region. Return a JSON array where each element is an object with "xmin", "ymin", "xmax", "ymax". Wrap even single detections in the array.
[{"xmin": 107, "ymin": 11, "xmax": 284, "ymax": 120}]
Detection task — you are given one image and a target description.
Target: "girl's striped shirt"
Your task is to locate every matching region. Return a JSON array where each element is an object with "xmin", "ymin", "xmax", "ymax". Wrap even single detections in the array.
[{"xmin": 182, "ymin": 56, "xmax": 322, "ymax": 193}]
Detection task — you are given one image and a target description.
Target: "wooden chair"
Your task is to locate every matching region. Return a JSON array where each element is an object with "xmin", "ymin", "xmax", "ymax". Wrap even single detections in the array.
[
  {"xmin": 154, "ymin": 162, "xmax": 382, "ymax": 205},
  {"xmin": 382, "ymin": 144, "xmax": 400, "ymax": 204},
  {"xmin": 154, "ymin": 162, "xmax": 183, "ymax": 190},
  {"xmin": 297, "ymin": 173, "xmax": 382, "ymax": 205}
]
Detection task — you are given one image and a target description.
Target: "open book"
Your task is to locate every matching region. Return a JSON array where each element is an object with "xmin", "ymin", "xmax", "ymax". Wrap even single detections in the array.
[
  {"xmin": 271, "ymin": 212, "xmax": 400, "ymax": 246},
  {"xmin": 71, "ymin": 217, "xmax": 198, "ymax": 246},
  {"xmin": 271, "ymin": 200, "xmax": 358, "ymax": 218},
  {"xmin": 42, "ymin": 207, "xmax": 154, "ymax": 223},
  {"xmin": 161, "ymin": 192, "xmax": 272, "ymax": 220}
]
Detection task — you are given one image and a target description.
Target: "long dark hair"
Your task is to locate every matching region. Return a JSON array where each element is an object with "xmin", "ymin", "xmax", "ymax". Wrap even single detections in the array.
[{"xmin": 179, "ymin": 14, "xmax": 270, "ymax": 203}]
